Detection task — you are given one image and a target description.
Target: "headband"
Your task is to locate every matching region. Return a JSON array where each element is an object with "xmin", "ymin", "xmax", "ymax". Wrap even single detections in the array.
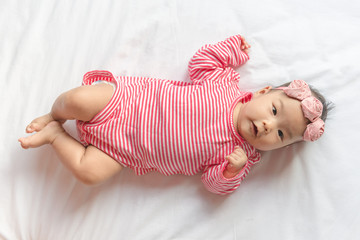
[{"xmin": 277, "ymin": 80, "xmax": 325, "ymax": 142}]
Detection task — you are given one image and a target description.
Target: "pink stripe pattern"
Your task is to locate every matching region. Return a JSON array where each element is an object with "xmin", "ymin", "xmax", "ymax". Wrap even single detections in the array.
[{"xmin": 77, "ymin": 35, "xmax": 261, "ymax": 195}]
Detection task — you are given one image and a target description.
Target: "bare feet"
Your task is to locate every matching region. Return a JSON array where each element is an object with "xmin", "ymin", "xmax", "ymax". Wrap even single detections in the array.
[
  {"xmin": 19, "ymin": 121, "xmax": 65, "ymax": 149},
  {"xmin": 25, "ymin": 113, "xmax": 55, "ymax": 133}
]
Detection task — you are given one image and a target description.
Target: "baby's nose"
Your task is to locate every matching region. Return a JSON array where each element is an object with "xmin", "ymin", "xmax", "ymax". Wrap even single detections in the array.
[{"xmin": 263, "ymin": 120, "xmax": 275, "ymax": 133}]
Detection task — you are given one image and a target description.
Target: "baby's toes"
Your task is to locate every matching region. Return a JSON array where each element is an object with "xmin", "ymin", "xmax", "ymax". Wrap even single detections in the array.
[
  {"xmin": 26, "ymin": 123, "xmax": 40, "ymax": 133},
  {"xmin": 26, "ymin": 120, "xmax": 48, "ymax": 133},
  {"xmin": 18, "ymin": 137, "xmax": 30, "ymax": 149}
]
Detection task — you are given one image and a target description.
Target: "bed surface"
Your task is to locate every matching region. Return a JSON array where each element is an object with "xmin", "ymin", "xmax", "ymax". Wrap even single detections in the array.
[{"xmin": 1, "ymin": 0, "xmax": 360, "ymax": 239}]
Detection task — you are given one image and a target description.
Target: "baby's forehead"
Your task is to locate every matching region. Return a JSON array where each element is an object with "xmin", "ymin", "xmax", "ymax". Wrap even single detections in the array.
[{"xmin": 271, "ymin": 90, "xmax": 300, "ymax": 104}]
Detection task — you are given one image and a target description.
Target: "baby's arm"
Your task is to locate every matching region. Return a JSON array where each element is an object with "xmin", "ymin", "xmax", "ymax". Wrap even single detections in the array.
[
  {"xmin": 201, "ymin": 146, "xmax": 254, "ymax": 195},
  {"xmin": 188, "ymin": 35, "xmax": 250, "ymax": 82}
]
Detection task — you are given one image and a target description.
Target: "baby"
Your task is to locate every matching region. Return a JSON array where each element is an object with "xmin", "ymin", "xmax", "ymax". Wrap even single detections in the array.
[{"xmin": 19, "ymin": 35, "xmax": 330, "ymax": 195}]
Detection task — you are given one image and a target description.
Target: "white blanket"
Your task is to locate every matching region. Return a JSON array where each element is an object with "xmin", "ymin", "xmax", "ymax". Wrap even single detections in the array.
[{"xmin": 1, "ymin": 0, "xmax": 360, "ymax": 239}]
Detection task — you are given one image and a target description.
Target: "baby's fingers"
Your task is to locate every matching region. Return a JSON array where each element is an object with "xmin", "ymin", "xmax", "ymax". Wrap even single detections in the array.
[
  {"xmin": 225, "ymin": 155, "xmax": 239, "ymax": 171},
  {"xmin": 240, "ymin": 36, "xmax": 251, "ymax": 51},
  {"xmin": 225, "ymin": 154, "xmax": 236, "ymax": 164},
  {"xmin": 233, "ymin": 146, "xmax": 247, "ymax": 157},
  {"xmin": 226, "ymin": 147, "xmax": 246, "ymax": 163}
]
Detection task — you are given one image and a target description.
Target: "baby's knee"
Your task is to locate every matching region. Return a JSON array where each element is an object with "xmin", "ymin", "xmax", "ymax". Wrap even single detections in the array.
[
  {"xmin": 74, "ymin": 170, "xmax": 106, "ymax": 186},
  {"xmin": 73, "ymin": 162, "xmax": 108, "ymax": 186},
  {"xmin": 72, "ymin": 145, "xmax": 122, "ymax": 186}
]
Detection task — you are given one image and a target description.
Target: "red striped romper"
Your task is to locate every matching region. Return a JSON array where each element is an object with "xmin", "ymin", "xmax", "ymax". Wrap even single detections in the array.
[{"xmin": 77, "ymin": 35, "xmax": 261, "ymax": 195}]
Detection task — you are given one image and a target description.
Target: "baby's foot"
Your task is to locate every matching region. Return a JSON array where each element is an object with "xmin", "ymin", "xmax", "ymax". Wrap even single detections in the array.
[
  {"xmin": 25, "ymin": 113, "xmax": 54, "ymax": 133},
  {"xmin": 19, "ymin": 121, "xmax": 65, "ymax": 149}
]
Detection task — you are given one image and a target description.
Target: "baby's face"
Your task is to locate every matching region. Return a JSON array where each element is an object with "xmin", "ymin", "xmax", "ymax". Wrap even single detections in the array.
[{"xmin": 235, "ymin": 87, "xmax": 308, "ymax": 151}]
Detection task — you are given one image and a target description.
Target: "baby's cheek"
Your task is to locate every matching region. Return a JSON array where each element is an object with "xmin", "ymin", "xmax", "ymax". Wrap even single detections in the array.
[{"xmin": 258, "ymin": 136, "xmax": 283, "ymax": 151}]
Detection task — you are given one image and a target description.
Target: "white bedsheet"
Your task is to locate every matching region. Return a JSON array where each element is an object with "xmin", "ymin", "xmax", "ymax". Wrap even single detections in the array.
[{"xmin": 1, "ymin": 0, "xmax": 360, "ymax": 239}]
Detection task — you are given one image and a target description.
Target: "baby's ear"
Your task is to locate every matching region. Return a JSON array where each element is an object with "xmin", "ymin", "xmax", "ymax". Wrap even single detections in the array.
[{"xmin": 253, "ymin": 86, "xmax": 272, "ymax": 97}]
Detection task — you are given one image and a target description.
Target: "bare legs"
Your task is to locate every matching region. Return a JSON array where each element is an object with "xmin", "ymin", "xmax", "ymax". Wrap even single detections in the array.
[{"xmin": 19, "ymin": 83, "xmax": 123, "ymax": 185}]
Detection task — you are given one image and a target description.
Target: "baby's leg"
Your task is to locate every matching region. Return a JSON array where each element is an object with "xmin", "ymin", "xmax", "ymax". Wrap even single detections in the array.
[
  {"xmin": 20, "ymin": 121, "xmax": 122, "ymax": 185},
  {"xmin": 49, "ymin": 122, "xmax": 123, "ymax": 185},
  {"xmin": 20, "ymin": 83, "xmax": 121, "ymax": 185},
  {"xmin": 26, "ymin": 83, "xmax": 114, "ymax": 133}
]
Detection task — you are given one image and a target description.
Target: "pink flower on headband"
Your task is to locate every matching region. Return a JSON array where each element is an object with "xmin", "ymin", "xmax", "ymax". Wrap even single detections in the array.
[
  {"xmin": 301, "ymin": 97, "xmax": 323, "ymax": 122},
  {"xmin": 279, "ymin": 80, "xmax": 325, "ymax": 142},
  {"xmin": 303, "ymin": 120, "xmax": 325, "ymax": 142},
  {"xmin": 283, "ymin": 80, "xmax": 312, "ymax": 100}
]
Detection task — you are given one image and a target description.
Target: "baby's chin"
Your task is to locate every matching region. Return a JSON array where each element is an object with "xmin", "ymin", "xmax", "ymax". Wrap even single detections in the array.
[
  {"xmin": 245, "ymin": 139, "xmax": 287, "ymax": 151},
  {"xmin": 254, "ymin": 146, "xmax": 277, "ymax": 152},
  {"xmin": 242, "ymin": 141, "xmax": 273, "ymax": 152},
  {"xmin": 253, "ymin": 139, "xmax": 304, "ymax": 151}
]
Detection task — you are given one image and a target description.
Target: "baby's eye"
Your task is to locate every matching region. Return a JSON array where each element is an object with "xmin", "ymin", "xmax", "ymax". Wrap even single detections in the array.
[
  {"xmin": 272, "ymin": 106, "xmax": 277, "ymax": 115},
  {"xmin": 278, "ymin": 130, "xmax": 284, "ymax": 140}
]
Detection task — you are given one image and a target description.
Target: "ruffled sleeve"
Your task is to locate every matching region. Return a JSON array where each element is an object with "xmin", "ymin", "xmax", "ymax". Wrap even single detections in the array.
[
  {"xmin": 188, "ymin": 35, "xmax": 249, "ymax": 84},
  {"xmin": 201, "ymin": 151, "xmax": 260, "ymax": 195}
]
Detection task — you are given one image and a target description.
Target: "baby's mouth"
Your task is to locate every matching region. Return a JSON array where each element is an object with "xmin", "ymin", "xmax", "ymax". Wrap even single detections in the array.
[{"xmin": 252, "ymin": 122, "xmax": 258, "ymax": 137}]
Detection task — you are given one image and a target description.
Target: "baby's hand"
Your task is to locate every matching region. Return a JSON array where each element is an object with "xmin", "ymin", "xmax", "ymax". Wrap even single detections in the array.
[
  {"xmin": 223, "ymin": 146, "xmax": 248, "ymax": 179},
  {"xmin": 240, "ymin": 36, "xmax": 251, "ymax": 54}
]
